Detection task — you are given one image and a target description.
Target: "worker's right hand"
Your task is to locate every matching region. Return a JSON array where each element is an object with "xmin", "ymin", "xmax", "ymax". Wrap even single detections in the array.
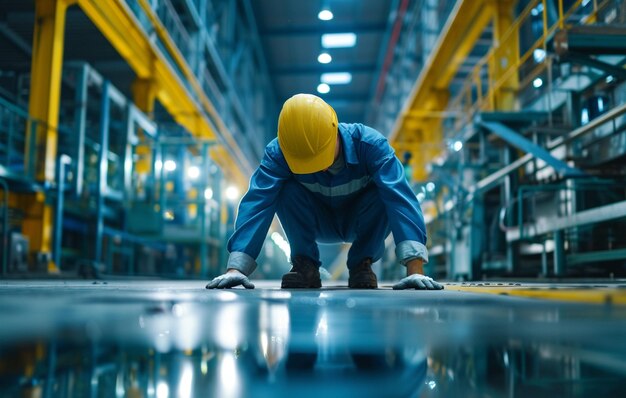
[{"xmin": 206, "ymin": 269, "xmax": 255, "ymax": 289}]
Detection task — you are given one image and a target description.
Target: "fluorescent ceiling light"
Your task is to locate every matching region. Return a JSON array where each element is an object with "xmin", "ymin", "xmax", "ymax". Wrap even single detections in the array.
[
  {"xmin": 317, "ymin": 83, "xmax": 330, "ymax": 94},
  {"xmin": 318, "ymin": 9, "xmax": 333, "ymax": 21},
  {"xmin": 317, "ymin": 53, "xmax": 332, "ymax": 64},
  {"xmin": 322, "ymin": 33, "xmax": 356, "ymax": 48},
  {"xmin": 321, "ymin": 72, "xmax": 352, "ymax": 85},
  {"xmin": 533, "ymin": 78, "xmax": 543, "ymax": 88}
]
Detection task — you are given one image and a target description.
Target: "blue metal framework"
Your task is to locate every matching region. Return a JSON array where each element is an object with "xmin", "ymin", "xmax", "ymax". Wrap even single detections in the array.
[{"xmin": 0, "ymin": 0, "xmax": 287, "ymax": 276}]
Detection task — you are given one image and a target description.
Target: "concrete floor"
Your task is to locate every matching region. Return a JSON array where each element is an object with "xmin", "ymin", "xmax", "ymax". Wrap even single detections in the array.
[{"xmin": 1, "ymin": 280, "xmax": 626, "ymax": 397}]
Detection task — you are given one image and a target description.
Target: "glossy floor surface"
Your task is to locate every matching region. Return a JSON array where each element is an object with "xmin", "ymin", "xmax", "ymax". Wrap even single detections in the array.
[{"xmin": 1, "ymin": 280, "xmax": 626, "ymax": 397}]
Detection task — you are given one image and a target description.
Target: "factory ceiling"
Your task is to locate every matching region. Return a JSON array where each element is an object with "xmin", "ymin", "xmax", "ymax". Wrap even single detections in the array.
[{"xmin": 250, "ymin": 0, "xmax": 393, "ymax": 124}]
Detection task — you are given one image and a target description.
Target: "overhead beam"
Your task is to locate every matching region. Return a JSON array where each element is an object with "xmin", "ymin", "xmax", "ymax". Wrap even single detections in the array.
[
  {"xmin": 389, "ymin": 0, "xmax": 496, "ymax": 180},
  {"xmin": 554, "ymin": 25, "xmax": 626, "ymax": 55},
  {"xmin": 390, "ymin": 0, "xmax": 493, "ymax": 134},
  {"xmin": 76, "ymin": 0, "xmax": 251, "ymax": 186}
]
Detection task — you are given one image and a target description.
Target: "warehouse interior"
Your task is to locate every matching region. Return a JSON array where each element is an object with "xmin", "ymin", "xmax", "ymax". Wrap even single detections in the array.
[{"xmin": 1, "ymin": 0, "xmax": 626, "ymax": 396}]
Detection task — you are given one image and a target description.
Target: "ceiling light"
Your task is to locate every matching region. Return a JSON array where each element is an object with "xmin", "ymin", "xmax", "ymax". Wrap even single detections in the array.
[
  {"xmin": 317, "ymin": 53, "xmax": 332, "ymax": 64},
  {"xmin": 452, "ymin": 140, "xmax": 463, "ymax": 152},
  {"xmin": 321, "ymin": 72, "xmax": 352, "ymax": 85},
  {"xmin": 322, "ymin": 33, "xmax": 356, "ymax": 48},
  {"xmin": 317, "ymin": 83, "xmax": 330, "ymax": 94},
  {"xmin": 533, "ymin": 78, "xmax": 543, "ymax": 88},
  {"xmin": 204, "ymin": 188, "xmax": 213, "ymax": 200},
  {"xmin": 318, "ymin": 9, "xmax": 333, "ymax": 21}
]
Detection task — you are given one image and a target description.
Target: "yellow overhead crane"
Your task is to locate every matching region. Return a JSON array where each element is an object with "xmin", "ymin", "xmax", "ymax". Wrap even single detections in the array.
[
  {"xmin": 24, "ymin": 0, "xmax": 254, "ymax": 267},
  {"xmin": 390, "ymin": 0, "xmax": 519, "ymax": 182}
]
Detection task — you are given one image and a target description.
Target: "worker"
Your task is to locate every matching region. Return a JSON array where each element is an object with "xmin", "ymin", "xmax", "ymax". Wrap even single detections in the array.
[{"xmin": 207, "ymin": 94, "xmax": 443, "ymax": 290}]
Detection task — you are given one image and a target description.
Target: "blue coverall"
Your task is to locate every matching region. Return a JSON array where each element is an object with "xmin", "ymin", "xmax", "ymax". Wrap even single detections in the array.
[{"xmin": 226, "ymin": 123, "xmax": 429, "ymax": 275}]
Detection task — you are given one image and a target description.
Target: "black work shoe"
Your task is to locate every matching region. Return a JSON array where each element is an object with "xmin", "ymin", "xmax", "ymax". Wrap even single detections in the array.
[
  {"xmin": 348, "ymin": 258, "xmax": 378, "ymax": 289},
  {"xmin": 281, "ymin": 256, "xmax": 322, "ymax": 289}
]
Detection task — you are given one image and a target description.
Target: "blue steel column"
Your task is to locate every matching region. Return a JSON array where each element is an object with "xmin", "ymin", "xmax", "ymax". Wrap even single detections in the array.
[
  {"xmin": 124, "ymin": 108, "xmax": 138, "ymax": 202},
  {"xmin": 0, "ymin": 178, "xmax": 8, "ymax": 275},
  {"xmin": 53, "ymin": 154, "xmax": 71, "ymax": 270},
  {"xmin": 72, "ymin": 63, "xmax": 88, "ymax": 196},
  {"xmin": 503, "ymin": 147, "xmax": 517, "ymax": 274},
  {"xmin": 95, "ymin": 82, "xmax": 111, "ymax": 264},
  {"xmin": 199, "ymin": 142, "xmax": 209, "ymax": 277},
  {"xmin": 554, "ymin": 230, "xmax": 565, "ymax": 276}
]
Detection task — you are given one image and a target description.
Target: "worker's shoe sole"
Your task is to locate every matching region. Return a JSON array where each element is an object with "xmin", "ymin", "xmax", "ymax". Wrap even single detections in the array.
[
  {"xmin": 281, "ymin": 272, "xmax": 321, "ymax": 288},
  {"xmin": 348, "ymin": 258, "xmax": 378, "ymax": 289},
  {"xmin": 281, "ymin": 256, "xmax": 322, "ymax": 289},
  {"xmin": 348, "ymin": 275, "xmax": 378, "ymax": 289}
]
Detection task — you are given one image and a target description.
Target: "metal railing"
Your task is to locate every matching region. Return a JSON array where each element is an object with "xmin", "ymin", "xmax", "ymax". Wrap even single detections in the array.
[
  {"xmin": 498, "ymin": 180, "xmax": 625, "ymax": 240},
  {"xmin": 448, "ymin": 0, "xmax": 612, "ymax": 130}
]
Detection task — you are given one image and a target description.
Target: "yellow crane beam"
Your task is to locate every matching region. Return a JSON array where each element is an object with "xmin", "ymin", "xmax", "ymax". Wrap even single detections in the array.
[
  {"xmin": 390, "ymin": 0, "xmax": 499, "ymax": 181},
  {"xmin": 76, "ymin": 0, "xmax": 252, "ymax": 187}
]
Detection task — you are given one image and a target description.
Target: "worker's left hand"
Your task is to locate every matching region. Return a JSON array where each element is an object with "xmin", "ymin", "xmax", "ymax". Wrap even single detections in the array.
[{"xmin": 392, "ymin": 274, "xmax": 444, "ymax": 290}]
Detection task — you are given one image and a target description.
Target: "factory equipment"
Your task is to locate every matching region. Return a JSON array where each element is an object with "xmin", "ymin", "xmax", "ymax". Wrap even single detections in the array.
[{"xmin": 8, "ymin": 232, "xmax": 28, "ymax": 273}]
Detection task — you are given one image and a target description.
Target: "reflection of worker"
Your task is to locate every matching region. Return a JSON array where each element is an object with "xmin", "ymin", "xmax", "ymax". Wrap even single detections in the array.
[{"xmin": 207, "ymin": 94, "xmax": 442, "ymax": 290}]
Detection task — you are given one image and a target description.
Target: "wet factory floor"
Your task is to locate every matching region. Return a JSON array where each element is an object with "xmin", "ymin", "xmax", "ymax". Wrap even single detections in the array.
[{"xmin": 1, "ymin": 280, "xmax": 625, "ymax": 397}]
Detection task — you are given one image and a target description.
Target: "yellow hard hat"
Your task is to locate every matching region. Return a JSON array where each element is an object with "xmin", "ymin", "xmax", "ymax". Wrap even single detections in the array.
[{"xmin": 277, "ymin": 94, "xmax": 338, "ymax": 174}]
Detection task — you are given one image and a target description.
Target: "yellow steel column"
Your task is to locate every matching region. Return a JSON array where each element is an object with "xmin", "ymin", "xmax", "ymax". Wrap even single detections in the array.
[
  {"xmin": 131, "ymin": 78, "xmax": 158, "ymax": 175},
  {"xmin": 492, "ymin": 0, "xmax": 520, "ymax": 111},
  {"xmin": 27, "ymin": 0, "xmax": 69, "ymax": 181},
  {"xmin": 131, "ymin": 78, "xmax": 158, "ymax": 116},
  {"xmin": 23, "ymin": 0, "xmax": 70, "ymax": 270}
]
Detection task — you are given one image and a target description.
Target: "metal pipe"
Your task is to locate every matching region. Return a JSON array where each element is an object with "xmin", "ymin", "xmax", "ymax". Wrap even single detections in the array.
[
  {"xmin": 53, "ymin": 155, "xmax": 71, "ymax": 270},
  {"xmin": 95, "ymin": 82, "xmax": 111, "ymax": 264},
  {"xmin": 373, "ymin": 0, "xmax": 408, "ymax": 104},
  {"xmin": 507, "ymin": 199, "xmax": 626, "ymax": 242},
  {"xmin": 0, "ymin": 177, "xmax": 8, "ymax": 275},
  {"xmin": 72, "ymin": 63, "xmax": 88, "ymax": 196}
]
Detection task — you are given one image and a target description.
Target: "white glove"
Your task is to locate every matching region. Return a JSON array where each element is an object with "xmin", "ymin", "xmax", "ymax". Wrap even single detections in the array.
[
  {"xmin": 206, "ymin": 269, "xmax": 255, "ymax": 289},
  {"xmin": 392, "ymin": 274, "xmax": 443, "ymax": 290}
]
